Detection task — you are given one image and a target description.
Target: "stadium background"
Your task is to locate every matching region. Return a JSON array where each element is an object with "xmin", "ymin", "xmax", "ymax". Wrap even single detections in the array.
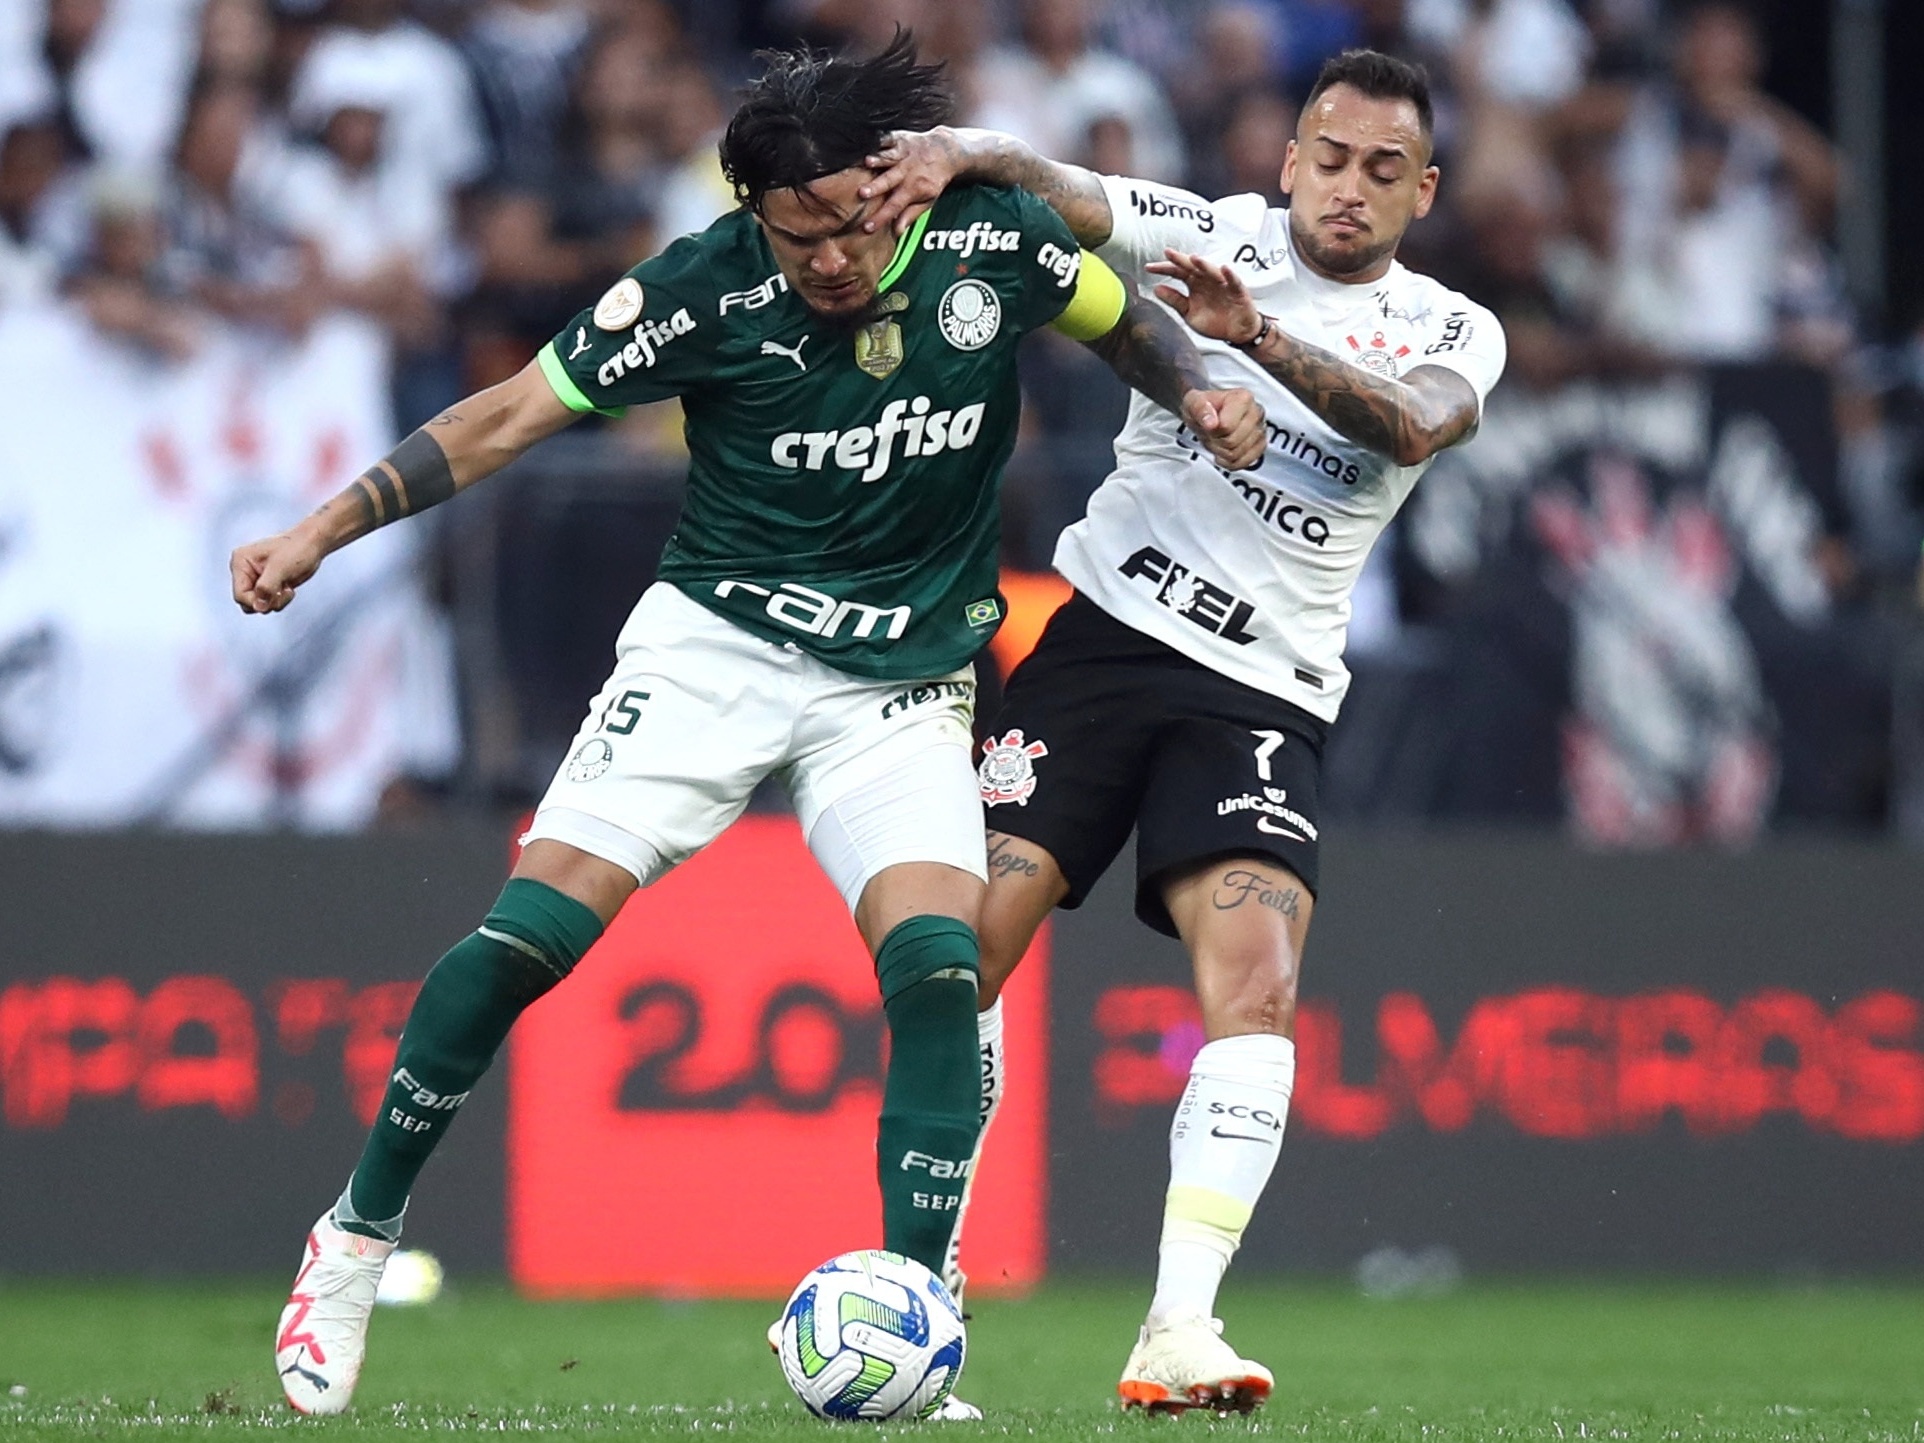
[{"xmin": 1, "ymin": 0, "xmax": 1921, "ymax": 1423}]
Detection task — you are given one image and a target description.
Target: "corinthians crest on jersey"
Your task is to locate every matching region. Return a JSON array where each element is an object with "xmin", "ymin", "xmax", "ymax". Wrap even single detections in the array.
[{"xmin": 979, "ymin": 729, "xmax": 1047, "ymax": 806}]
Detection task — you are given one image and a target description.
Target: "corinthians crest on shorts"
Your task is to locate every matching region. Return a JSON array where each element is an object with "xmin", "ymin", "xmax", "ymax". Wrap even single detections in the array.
[{"xmin": 978, "ymin": 729, "xmax": 1048, "ymax": 806}]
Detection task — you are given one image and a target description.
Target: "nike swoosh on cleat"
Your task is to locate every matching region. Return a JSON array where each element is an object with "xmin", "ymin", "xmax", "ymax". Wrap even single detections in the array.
[{"xmin": 1209, "ymin": 1126, "xmax": 1273, "ymax": 1142}]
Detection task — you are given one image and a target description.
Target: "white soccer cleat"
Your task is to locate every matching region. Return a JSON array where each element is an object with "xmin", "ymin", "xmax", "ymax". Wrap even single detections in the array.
[
  {"xmin": 1116, "ymin": 1311, "xmax": 1273, "ymax": 1415},
  {"xmin": 274, "ymin": 1211, "xmax": 393, "ymax": 1415}
]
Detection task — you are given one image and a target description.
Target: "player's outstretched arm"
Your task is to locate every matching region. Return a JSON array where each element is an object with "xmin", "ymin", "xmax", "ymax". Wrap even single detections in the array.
[
  {"xmin": 861, "ymin": 127, "xmax": 1115, "ymax": 247},
  {"xmin": 1148, "ymin": 250, "xmax": 1478, "ymax": 466},
  {"xmin": 1071, "ymin": 264, "xmax": 1266, "ymax": 473},
  {"xmin": 230, "ymin": 360, "xmax": 578, "ymax": 614}
]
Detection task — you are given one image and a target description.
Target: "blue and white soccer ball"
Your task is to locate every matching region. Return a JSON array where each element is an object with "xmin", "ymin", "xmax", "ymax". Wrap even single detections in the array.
[{"xmin": 776, "ymin": 1249, "xmax": 966, "ymax": 1421}]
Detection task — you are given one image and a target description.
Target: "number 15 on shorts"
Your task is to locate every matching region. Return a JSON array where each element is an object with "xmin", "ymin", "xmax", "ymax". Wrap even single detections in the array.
[{"xmin": 601, "ymin": 689, "xmax": 651, "ymax": 735}]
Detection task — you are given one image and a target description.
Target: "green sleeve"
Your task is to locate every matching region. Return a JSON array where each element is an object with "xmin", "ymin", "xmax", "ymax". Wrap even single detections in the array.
[
  {"xmin": 539, "ymin": 234, "xmax": 719, "ymax": 412},
  {"xmin": 999, "ymin": 186, "xmax": 1085, "ymax": 335}
]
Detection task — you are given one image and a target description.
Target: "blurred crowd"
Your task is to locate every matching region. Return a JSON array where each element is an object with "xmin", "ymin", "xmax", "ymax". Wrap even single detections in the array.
[{"xmin": 1, "ymin": 0, "xmax": 1921, "ymax": 831}]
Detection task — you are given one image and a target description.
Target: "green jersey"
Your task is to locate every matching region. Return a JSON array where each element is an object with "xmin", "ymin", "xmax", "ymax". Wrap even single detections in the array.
[{"xmin": 536, "ymin": 184, "xmax": 1088, "ymax": 680}]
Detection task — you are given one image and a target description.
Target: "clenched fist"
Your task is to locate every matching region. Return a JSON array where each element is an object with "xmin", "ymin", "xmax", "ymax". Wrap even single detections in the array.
[
  {"xmin": 1179, "ymin": 387, "xmax": 1266, "ymax": 471},
  {"xmin": 230, "ymin": 528, "xmax": 326, "ymax": 614}
]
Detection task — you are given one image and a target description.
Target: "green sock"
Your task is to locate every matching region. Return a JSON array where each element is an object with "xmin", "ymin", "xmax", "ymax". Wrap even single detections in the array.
[
  {"xmin": 338, "ymin": 878, "xmax": 603, "ymax": 1239},
  {"xmin": 874, "ymin": 916, "xmax": 983, "ymax": 1274}
]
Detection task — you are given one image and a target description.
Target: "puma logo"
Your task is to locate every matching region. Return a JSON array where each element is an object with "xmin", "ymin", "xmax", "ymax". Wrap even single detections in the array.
[
  {"xmin": 760, "ymin": 336, "xmax": 810, "ymax": 371},
  {"xmin": 278, "ymin": 1347, "xmax": 330, "ymax": 1392},
  {"xmin": 567, "ymin": 327, "xmax": 591, "ymax": 360}
]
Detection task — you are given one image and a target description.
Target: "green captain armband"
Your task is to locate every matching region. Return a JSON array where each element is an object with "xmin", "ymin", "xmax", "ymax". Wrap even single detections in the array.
[
  {"xmin": 1050, "ymin": 250, "xmax": 1129, "ymax": 342},
  {"xmin": 537, "ymin": 342, "xmax": 627, "ymax": 419}
]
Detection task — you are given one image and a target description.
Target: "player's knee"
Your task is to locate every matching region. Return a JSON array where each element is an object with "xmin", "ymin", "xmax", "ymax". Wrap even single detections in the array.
[
  {"xmin": 479, "ymin": 877, "xmax": 605, "ymax": 984},
  {"xmin": 874, "ymin": 914, "xmax": 980, "ymax": 1003},
  {"xmin": 1200, "ymin": 943, "xmax": 1299, "ymax": 1038}
]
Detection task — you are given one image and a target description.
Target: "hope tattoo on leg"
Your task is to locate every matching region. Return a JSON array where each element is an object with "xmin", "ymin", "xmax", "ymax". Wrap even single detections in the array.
[
  {"xmin": 986, "ymin": 831, "xmax": 1041, "ymax": 881},
  {"xmin": 1211, "ymin": 867, "xmax": 1300, "ymax": 920}
]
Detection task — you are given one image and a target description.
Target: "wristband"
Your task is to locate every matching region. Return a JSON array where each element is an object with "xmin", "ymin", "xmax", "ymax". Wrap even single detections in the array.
[{"xmin": 1238, "ymin": 314, "xmax": 1275, "ymax": 352}]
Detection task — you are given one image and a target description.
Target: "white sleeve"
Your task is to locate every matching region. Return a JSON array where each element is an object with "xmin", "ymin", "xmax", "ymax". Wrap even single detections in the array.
[
  {"xmin": 1095, "ymin": 174, "xmax": 1230, "ymax": 272},
  {"xmin": 1411, "ymin": 299, "xmax": 1507, "ymax": 418}
]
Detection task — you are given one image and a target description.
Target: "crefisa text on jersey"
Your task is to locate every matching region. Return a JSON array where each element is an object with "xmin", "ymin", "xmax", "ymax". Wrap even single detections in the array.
[
  {"xmin": 596, "ymin": 307, "xmax": 697, "ymax": 384},
  {"xmin": 1035, "ymin": 242, "xmax": 1082, "ymax": 289},
  {"xmin": 770, "ymin": 396, "xmax": 988, "ymax": 483},
  {"xmin": 922, "ymin": 222, "xmax": 1021, "ymax": 258}
]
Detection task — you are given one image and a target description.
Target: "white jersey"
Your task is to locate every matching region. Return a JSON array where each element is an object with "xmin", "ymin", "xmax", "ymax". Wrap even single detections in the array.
[{"xmin": 1053, "ymin": 175, "xmax": 1508, "ymax": 722}]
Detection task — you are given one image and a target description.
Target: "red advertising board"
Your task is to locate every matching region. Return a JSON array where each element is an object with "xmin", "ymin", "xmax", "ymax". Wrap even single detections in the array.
[{"xmin": 507, "ymin": 816, "xmax": 1048, "ymax": 1297}]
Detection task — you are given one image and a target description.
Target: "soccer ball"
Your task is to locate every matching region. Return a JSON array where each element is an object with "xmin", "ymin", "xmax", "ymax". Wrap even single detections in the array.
[{"xmin": 775, "ymin": 1250, "xmax": 965, "ymax": 1421}]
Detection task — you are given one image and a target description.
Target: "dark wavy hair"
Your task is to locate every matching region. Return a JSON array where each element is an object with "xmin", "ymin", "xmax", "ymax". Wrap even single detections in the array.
[
  {"xmin": 719, "ymin": 31, "xmax": 954, "ymax": 214},
  {"xmin": 1304, "ymin": 49, "xmax": 1434, "ymax": 138}
]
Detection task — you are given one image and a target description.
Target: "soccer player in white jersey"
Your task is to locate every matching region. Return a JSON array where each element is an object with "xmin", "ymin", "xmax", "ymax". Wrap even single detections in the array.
[{"xmin": 862, "ymin": 49, "xmax": 1507, "ymax": 1413}]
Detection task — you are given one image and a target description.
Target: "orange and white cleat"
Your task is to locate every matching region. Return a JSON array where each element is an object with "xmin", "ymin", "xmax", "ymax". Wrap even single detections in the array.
[
  {"xmin": 274, "ymin": 1212, "xmax": 393, "ymax": 1415},
  {"xmin": 1116, "ymin": 1312, "xmax": 1273, "ymax": 1415}
]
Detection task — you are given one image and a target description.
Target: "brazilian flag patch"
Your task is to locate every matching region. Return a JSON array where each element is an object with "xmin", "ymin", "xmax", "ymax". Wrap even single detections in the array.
[{"xmin": 965, "ymin": 597, "xmax": 1002, "ymax": 628}]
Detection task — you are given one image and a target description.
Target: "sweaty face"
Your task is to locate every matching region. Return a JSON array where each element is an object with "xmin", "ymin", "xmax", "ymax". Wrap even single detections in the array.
[
  {"xmin": 756, "ymin": 168, "xmax": 900, "ymax": 321},
  {"xmin": 1281, "ymin": 84, "xmax": 1436, "ymax": 283}
]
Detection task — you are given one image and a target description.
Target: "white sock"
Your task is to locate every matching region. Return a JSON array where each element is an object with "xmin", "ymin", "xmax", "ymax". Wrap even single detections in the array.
[
  {"xmin": 1147, "ymin": 1034, "xmax": 1295, "ymax": 1326},
  {"xmin": 942, "ymin": 997, "xmax": 1005, "ymax": 1293}
]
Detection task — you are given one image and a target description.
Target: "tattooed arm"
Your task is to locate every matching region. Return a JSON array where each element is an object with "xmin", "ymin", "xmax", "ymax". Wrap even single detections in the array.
[
  {"xmin": 1246, "ymin": 332, "xmax": 1477, "ymax": 466},
  {"xmin": 1148, "ymin": 250, "xmax": 1480, "ymax": 466},
  {"xmin": 1083, "ymin": 274, "xmax": 1267, "ymax": 472},
  {"xmin": 861, "ymin": 127, "xmax": 1115, "ymax": 246},
  {"xmin": 230, "ymin": 360, "xmax": 578, "ymax": 614}
]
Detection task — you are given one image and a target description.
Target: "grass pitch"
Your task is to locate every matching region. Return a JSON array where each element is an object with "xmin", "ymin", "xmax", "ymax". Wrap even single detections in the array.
[{"xmin": 1, "ymin": 1278, "xmax": 1919, "ymax": 1441}]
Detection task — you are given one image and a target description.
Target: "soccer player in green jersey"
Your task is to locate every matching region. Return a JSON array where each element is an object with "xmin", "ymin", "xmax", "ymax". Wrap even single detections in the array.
[{"xmin": 237, "ymin": 35, "xmax": 1264, "ymax": 1417}]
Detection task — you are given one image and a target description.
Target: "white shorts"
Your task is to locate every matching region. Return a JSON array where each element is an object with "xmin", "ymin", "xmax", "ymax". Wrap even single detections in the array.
[{"xmin": 522, "ymin": 582, "xmax": 987, "ymax": 913}]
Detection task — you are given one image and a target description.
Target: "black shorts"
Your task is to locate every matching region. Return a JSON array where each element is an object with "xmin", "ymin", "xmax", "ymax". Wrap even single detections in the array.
[{"xmin": 978, "ymin": 592, "xmax": 1328, "ymax": 938}]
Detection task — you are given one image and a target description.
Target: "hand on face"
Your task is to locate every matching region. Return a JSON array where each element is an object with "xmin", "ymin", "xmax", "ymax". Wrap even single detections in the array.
[
  {"xmin": 859, "ymin": 127, "xmax": 963, "ymax": 237},
  {"xmin": 758, "ymin": 168, "xmax": 902, "ymax": 319}
]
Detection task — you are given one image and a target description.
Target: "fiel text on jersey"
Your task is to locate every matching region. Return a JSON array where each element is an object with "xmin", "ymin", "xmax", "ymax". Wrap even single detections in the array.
[{"xmin": 1117, "ymin": 545, "xmax": 1259, "ymax": 645}]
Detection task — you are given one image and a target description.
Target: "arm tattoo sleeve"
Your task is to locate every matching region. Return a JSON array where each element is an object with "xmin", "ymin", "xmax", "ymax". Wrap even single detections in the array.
[
  {"xmin": 1251, "ymin": 331, "xmax": 1478, "ymax": 465},
  {"xmin": 347, "ymin": 427, "xmax": 459, "ymax": 535},
  {"xmin": 1082, "ymin": 286, "xmax": 1210, "ymax": 417},
  {"xmin": 961, "ymin": 133, "xmax": 1114, "ymax": 247}
]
